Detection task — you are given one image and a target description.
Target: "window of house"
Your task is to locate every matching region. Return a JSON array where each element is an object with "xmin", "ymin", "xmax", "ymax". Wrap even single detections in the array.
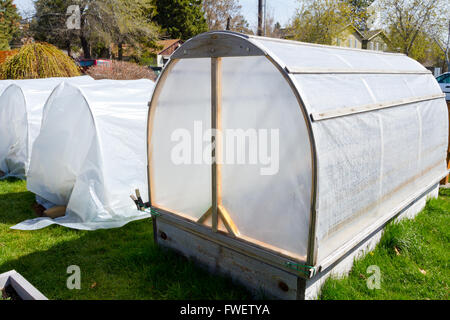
[
  {"xmin": 354, "ymin": 39, "xmax": 357, "ymax": 48},
  {"xmin": 376, "ymin": 42, "xmax": 379, "ymax": 51},
  {"xmin": 348, "ymin": 38, "xmax": 352, "ymax": 47}
]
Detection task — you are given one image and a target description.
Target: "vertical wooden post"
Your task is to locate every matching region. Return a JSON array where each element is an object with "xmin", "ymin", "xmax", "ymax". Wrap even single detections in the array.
[{"xmin": 211, "ymin": 57, "xmax": 222, "ymax": 232}]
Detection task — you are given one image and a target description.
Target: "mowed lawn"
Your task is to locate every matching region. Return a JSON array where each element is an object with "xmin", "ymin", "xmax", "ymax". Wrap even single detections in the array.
[
  {"xmin": 320, "ymin": 187, "xmax": 450, "ymax": 300},
  {"xmin": 0, "ymin": 178, "xmax": 448, "ymax": 300},
  {"xmin": 0, "ymin": 178, "xmax": 249, "ymax": 300}
]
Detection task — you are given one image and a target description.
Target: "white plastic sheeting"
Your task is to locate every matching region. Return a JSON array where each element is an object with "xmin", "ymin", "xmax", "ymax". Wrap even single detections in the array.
[
  {"xmin": 0, "ymin": 80, "xmax": 13, "ymax": 95},
  {"xmin": 148, "ymin": 32, "xmax": 448, "ymax": 265},
  {"xmin": 253, "ymin": 37, "xmax": 448, "ymax": 263},
  {"xmin": 150, "ymin": 58, "xmax": 212, "ymax": 220},
  {"xmin": 0, "ymin": 76, "xmax": 94, "ymax": 178},
  {"xmin": 12, "ymin": 79, "xmax": 155, "ymax": 230},
  {"xmin": 220, "ymin": 56, "xmax": 312, "ymax": 258},
  {"xmin": 150, "ymin": 57, "xmax": 312, "ymax": 259}
]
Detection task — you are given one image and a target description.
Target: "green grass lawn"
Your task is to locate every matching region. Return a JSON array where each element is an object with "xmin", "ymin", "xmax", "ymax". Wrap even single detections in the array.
[
  {"xmin": 320, "ymin": 188, "xmax": 450, "ymax": 300},
  {"xmin": 0, "ymin": 178, "xmax": 249, "ymax": 300},
  {"xmin": 0, "ymin": 178, "xmax": 448, "ymax": 300}
]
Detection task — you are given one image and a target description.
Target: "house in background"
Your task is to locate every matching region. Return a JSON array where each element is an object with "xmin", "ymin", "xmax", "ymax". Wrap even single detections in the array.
[
  {"xmin": 334, "ymin": 24, "xmax": 365, "ymax": 49},
  {"xmin": 363, "ymin": 29, "xmax": 390, "ymax": 51},
  {"xmin": 333, "ymin": 24, "xmax": 390, "ymax": 51},
  {"xmin": 153, "ymin": 39, "xmax": 183, "ymax": 67}
]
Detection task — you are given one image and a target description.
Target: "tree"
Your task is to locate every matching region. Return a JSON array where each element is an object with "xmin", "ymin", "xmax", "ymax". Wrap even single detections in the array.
[
  {"xmin": 388, "ymin": 28, "xmax": 445, "ymax": 63},
  {"xmin": 203, "ymin": 0, "xmax": 252, "ymax": 34},
  {"xmin": 31, "ymin": 0, "xmax": 159, "ymax": 59},
  {"xmin": 86, "ymin": 0, "xmax": 159, "ymax": 60},
  {"xmin": 31, "ymin": 0, "xmax": 78, "ymax": 56},
  {"xmin": 263, "ymin": 10, "xmax": 282, "ymax": 38},
  {"xmin": 433, "ymin": 20, "xmax": 449, "ymax": 72},
  {"xmin": 378, "ymin": 0, "xmax": 448, "ymax": 57},
  {"xmin": 0, "ymin": 42, "xmax": 80, "ymax": 79},
  {"xmin": 288, "ymin": 0, "xmax": 357, "ymax": 45},
  {"xmin": 346, "ymin": 0, "xmax": 374, "ymax": 31},
  {"xmin": 0, "ymin": 0, "xmax": 21, "ymax": 50},
  {"xmin": 154, "ymin": 0, "xmax": 208, "ymax": 40}
]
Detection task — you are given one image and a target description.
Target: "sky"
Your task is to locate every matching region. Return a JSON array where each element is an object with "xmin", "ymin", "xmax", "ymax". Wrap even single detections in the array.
[
  {"xmin": 13, "ymin": 0, "xmax": 300, "ymax": 29},
  {"xmin": 239, "ymin": 0, "xmax": 299, "ymax": 29}
]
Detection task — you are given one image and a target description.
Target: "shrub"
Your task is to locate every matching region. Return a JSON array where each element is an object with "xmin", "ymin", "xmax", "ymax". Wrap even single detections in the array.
[
  {"xmin": 0, "ymin": 49, "xmax": 18, "ymax": 64},
  {"xmin": 0, "ymin": 42, "xmax": 80, "ymax": 79},
  {"xmin": 87, "ymin": 60, "xmax": 156, "ymax": 81}
]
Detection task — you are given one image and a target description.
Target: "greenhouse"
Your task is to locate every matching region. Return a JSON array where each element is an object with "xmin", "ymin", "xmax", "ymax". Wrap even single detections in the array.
[
  {"xmin": 0, "ymin": 76, "xmax": 93, "ymax": 179},
  {"xmin": 147, "ymin": 31, "xmax": 449, "ymax": 299},
  {"xmin": 12, "ymin": 79, "xmax": 155, "ymax": 231}
]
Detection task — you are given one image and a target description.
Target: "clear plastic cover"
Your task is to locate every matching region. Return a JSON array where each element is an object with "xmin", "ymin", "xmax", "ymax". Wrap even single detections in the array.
[
  {"xmin": 149, "ymin": 56, "xmax": 312, "ymax": 259},
  {"xmin": 288, "ymin": 59, "xmax": 446, "ymax": 263},
  {"xmin": 148, "ymin": 33, "xmax": 448, "ymax": 265},
  {"xmin": 150, "ymin": 58, "xmax": 212, "ymax": 220},
  {"xmin": 314, "ymin": 99, "xmax": 448, "ymax": 262},
  {"xmin": 254, "ymin": 37, "xmax": 425, "ymax": 72},
  {"xmin": 220, "ymin": 56, "xmax": 312, "ymax": 258},
  {"xmin": 293, "ymin": 74, "xmax": 441, "ymax": 113}
]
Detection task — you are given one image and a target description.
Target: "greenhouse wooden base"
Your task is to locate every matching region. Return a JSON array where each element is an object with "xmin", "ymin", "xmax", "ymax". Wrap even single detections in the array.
[{"xmin": 154, "ymin": 183, "xmax": 440, "ymax": 300}]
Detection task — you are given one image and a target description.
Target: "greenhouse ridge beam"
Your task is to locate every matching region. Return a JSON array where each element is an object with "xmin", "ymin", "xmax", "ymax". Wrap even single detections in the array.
[
  {"xmin": 248, "ymin": 34, "xmax": 407, "ymax": 57},
  {"xmin": 286, "ymin": 67, "xmax": 432, "ymax": 75},
  {"xmin": 311, "ymin": 93, "xmax": 446, "ymax": 121}
]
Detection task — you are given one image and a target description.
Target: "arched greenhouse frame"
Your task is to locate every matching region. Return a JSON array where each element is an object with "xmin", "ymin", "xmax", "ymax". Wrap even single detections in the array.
[{"xmin": 146, "ymin": 31, "xmax": 448, "ymax": 299}]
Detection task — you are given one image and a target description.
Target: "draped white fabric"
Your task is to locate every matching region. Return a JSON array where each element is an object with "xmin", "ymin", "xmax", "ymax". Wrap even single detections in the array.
[
  {"xmin": 0, "ymin": 76, "xmax": 94, "ymax": 178},
  {"xmin": 12, "ymin": 79, "xmax": 155, "ymax": 230}
]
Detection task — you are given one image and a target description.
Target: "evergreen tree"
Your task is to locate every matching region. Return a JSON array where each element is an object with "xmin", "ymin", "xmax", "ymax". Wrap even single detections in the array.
[
  {"xmin": 31, "ymin": 0, "xmax": 159, "ymax": 59},
  {"xmin": 0, "ymin": 0, "xmax": 21, "ymax": 50},
  {"xmin": 155, "ymin": 0, "xmax": 208, "ymax": 39}
]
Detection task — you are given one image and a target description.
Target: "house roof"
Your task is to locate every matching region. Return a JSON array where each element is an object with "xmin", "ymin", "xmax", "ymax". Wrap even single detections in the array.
[
  {"xmin": 339, "ymin": 25, "xmax": 389, "ymax": 43},
  {"xmin": 154, "ymin": 39, "xmax": 183, "ymax": 55},
  {"xmin": 340, "ymin": 24, "xmax": 365, "ymax": 39},
  {"xmin": 364, "ymin": 29, "xmax": 385, "ymax": 41}
]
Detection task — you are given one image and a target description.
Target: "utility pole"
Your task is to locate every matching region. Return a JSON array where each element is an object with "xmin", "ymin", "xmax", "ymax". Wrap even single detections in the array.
[
  {"xmin": 226, "ymin": 16, "xmax": 231, "ymax": 31},
  {"xmin": 263, "ymin": 0, "xmax": 267, "ymax": 36},
  {"xmin": 257, "ymin": 0, "xmax": 263, "ymax": 36}
]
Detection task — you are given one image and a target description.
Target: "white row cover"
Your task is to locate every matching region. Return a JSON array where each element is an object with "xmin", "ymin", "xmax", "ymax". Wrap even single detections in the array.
[
  {"xmin": 12, "ymin": 79, "xmax": 155, "ymax": 230},
  {"xmin": 0, "ymin": 80, "xmax": 13, "ymax": 95},
  {"xmin": 148, "ymin": 32, "xmax": 449, "ymax": 266},
  {"xmin": 0, "ymin": 76, "xmax": 94, "ymax": 178}
]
